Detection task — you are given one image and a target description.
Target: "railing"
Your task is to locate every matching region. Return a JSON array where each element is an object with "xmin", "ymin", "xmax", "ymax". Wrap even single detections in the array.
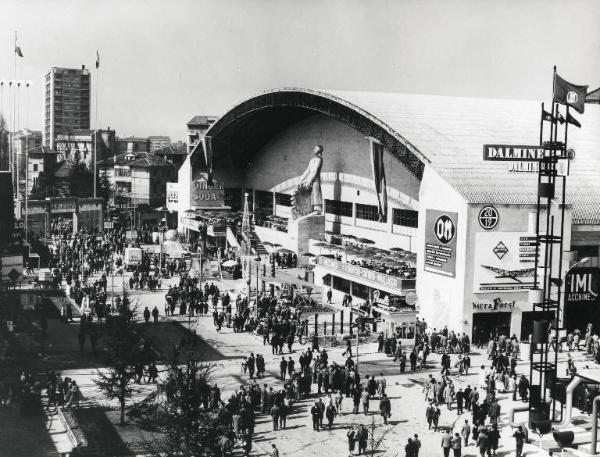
[{"xmin": 317, "ymin": 256, "xmax": 415, "ymax": 292}]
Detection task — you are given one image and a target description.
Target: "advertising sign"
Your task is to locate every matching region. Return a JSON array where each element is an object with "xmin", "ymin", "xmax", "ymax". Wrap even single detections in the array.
[
  {"xmin": 424, "ymin": 209, "xmax": 458, "ymax": 278},
  {"xmin": 166, "ymin": 182, "xmax": 179, "ymax": 212},
  {"xmin": 1, "ymin": 255, "xmax": 24, "ymax": 279},
  {"xmin": 318, "ymin": 257, "xmax": 404, "ymax": 290},
  {"xmin": 482, "ymin": 145, "xmax": 545, "ymax": 161},
  {"xmin": 565, "ymin": 267, "xmax": 600, "ymax": 306},
  {"xmin": 190, "ymin": 177, "xmax": 224, "ymax": 208},
  {"xmin": 473, "ymin": 232, "xmax": 543, "ymax": 292},
  {"xmin": 50, "ymin": 199, "xmax": 77, "ymax": 213}
]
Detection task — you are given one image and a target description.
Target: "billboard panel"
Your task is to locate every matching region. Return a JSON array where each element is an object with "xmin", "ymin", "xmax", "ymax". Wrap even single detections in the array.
[{"xmin": 424, "ymin": 209, "xmax": 458, "ymax": 278}]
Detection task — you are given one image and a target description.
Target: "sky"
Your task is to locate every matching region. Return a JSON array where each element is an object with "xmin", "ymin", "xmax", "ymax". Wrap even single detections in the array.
[{"xmin": 0, "ymin": 0, "xmax": 599, "ymax": 142}]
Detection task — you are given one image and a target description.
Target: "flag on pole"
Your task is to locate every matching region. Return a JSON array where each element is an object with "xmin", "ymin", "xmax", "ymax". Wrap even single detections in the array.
[
  {"xmin": 369, "ymin": 138, "xmax": 387, "ymax": 222},
  {"xmin": 556, "ymin": 112, "xmax": 566, "ymax": 125},
  {"xmin": 96, "ymin": 51, "xmax": 100, "ymax": 69},
  {"xmin": 202, "ymin": 135, "xmax": 213, "ymax": 184},
  {"xmin": 566, "ymin": 112, "xmax": 581, "ymax": 128},
  {"xmin": 553, "ymin": 73, "xmax": 588, "ymax": 114},
  {"xmin": 541, "ymin": 109, "xmax": 554, "ymax": 123},
  {"xmin": 15, "ymin": 44, "xmax": 23, "ymax": 57}
]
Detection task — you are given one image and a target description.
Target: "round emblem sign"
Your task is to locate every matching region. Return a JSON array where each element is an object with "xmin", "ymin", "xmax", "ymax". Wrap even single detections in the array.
[
  {"xmin": 405, "ymin": 291, "xmax": 418, "ymax": 306},
  {"xmin": 434, "ymin": 215, "xmax": 455, "ymax": 245},
  {"xmin": 478, "ymin": 206, "xmax": 499, "ymax": 230},
  {"xmin": 566, "ymin": 91, "xmax": 578, "ymax": 104}
]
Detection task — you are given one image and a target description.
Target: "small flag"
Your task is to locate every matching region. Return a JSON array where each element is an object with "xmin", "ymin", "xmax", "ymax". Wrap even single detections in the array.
[
  {"xmin": 541, "ymin": 109, "xmax": 554, "ymax": 122},
  {"xmin": 567, "ymin": 112, "xmax": 581, "ymax": 128},
  {"xmin": 556, "ymin": 113, "xmax": 566, "ymax": 125},
  {"xmin": 15, "ymin": 45, "xmax": 23, "ymax": 58},
  {"xmin": 553, "ymin": 73, "xmax": 588, "ymax": 114},
  {"xmin": 96, "ymin": 51, "xmax": 100, "ymax": 69}
]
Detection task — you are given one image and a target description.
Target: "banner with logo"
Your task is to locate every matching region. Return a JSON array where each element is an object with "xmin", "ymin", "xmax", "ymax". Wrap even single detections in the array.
[{"xmin": 424, "ymin": 209, "xmax": 458, "ymax": 278}]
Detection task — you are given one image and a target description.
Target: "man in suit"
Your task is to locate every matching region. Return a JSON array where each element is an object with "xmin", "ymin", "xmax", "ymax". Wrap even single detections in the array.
[
  {"xmin": 441, "ymin": 429, "xmax": 452, "ymax": 457},
  {"xmin": 426, "ymin": 402, "xmax": 436, "ymax": 430}
]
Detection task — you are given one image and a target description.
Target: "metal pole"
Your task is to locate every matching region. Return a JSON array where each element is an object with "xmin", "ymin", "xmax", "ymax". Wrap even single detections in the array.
[
  {"xmin": 591, "ymin": 396, "xmax": 600, "ymax": 454},
  {"xmin": 356, "ymin": 329, "xmax": 360, "ymax": 371},
  {"xmin": 256, "ymin": 263, "xmax": 259, "ymax": 316}
]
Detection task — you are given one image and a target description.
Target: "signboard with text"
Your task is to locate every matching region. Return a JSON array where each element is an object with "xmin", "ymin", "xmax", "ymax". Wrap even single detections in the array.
[
  {"xmin": 50, "ymin": 200, "xmax": 77, "ymax": 213},
  {"xmin": 565, "ymin": 267, "xmax": 600, "ymax": 307},
  {"xmin": 190, "ymin": 177, "xmax": 225, "ymax": 208},
  {"xmin": 473, "ymin": 231, "xmax": 544, "ymax": 292},
  {"xmin": 166, "ymin": 182, "xmax": 179, "ymax": 212},
  {"xmin": 318, "ymin": 256, "xmax": 404, "ymax": 290},
  {"xmin": 424, "ymin": 209, "xmax": 458, "ymax": 278},
  {"xmin": 483, "ymin": 145, "xmax": 545, "ymax": 161}
]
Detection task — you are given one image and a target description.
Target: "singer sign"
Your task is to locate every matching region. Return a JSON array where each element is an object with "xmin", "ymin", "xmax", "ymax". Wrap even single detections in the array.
[{"xmin": 190, "ymin": 178, "xmax": 225, "ymax": 208}]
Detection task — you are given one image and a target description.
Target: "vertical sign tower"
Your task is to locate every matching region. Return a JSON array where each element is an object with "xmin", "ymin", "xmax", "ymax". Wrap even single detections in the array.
[{"xmin": 529, "ymin": 68, "xmax": 587, "ymax": 424}]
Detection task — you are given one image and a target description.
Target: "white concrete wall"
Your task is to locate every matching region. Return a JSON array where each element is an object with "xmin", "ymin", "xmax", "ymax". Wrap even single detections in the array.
[{"xmin": 416, "ymin": 165, "xmax": 468, "ymax": 334}]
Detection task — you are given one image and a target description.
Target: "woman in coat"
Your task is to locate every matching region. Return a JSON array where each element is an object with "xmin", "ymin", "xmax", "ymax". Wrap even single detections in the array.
[{"xmin": 347, "ymin": 427, "xmax": 357, "ymax": 454}]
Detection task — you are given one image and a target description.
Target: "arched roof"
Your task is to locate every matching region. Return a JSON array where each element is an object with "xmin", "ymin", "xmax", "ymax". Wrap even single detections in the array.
[
  {"xmin": 202, "ymin": 88, "xmax": 428, "ymax": 180},
  {"xmin": 193, "ymin": 88, "xmax": 600, "ymax": 225}
]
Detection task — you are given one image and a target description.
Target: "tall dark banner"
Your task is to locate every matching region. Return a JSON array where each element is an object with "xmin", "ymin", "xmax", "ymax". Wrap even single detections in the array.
[
  {"xmin": 564, "ymin": 267, "xmax": 600, "ymax": 331},
  {"xmin": 0, "ymin": 171, "xmax": 14, "ymax": 252},
  {"xmin": 370, "ymin": 140, "xmax": 387, "ymax": 222}
]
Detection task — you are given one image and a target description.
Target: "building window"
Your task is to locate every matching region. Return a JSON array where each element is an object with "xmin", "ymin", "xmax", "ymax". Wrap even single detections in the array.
[
  {"xmin": 356, "ymin": 203, "xmax": 382, "ymax": 222},
  {"xmin": 332, "ymin": 275, "xmax": 351, "ymax": 293},
  {"xmin": 392, "ymin": 208, "xmax": 418, "ymax": 228},
  {"xmin": 275, "ymin": 192, "xmax": 292, "ymax": 207},
  {"xmin": 33, "ymin": 164, "xmax": 38, "ymax": 172},
  {"xmin": 225, "ymin": 188, "xmax": 242, "ymax": 211},
  {"xmin": 325, "ymin": 199, "xmax": 353, "ymax": 217}
]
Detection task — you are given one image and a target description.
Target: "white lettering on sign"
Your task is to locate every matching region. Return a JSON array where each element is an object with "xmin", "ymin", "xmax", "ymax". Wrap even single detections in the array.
[
  {"xmin": 508, "ymin": 162, "xmax": 539, "ymax": 173},
  {"xmin": 483, "ymin": 145, "xmax": 545, "ymax": 161}
]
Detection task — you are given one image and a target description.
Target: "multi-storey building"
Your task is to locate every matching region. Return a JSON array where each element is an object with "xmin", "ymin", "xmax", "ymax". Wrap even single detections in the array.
[
  {"xmin": 11, "ymin": 130, "xmax": 43, "ymax": 198},
  {"xmin": 97, "ymin": 151, "xmax": 177, "ymax": 207},
  {"xmin": 116, "ymin": 136, "xmax": 151, "ymax": 154},
  {"xmin": 44, "ymin": 66, "xmax": 91, "ymax": 149},
  {"xmin": 186, "ymin": 115, "xmax": 218, "ymax": 154}
]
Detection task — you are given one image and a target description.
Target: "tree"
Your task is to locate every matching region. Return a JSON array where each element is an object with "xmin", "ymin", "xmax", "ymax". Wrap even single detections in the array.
[
  {"xmin": 0, "ymin": 169, "xmax": 14, "ymax": 253},
  {"xmin": 132, "ymin": 359, "xmax": 227, "ymax": 457},
  {"xmin": 94, "ymin": 290, "xmax": 142, "ymax": 425},
  {"xmin": 0, "ymin": 114, "xmax": 9, "ymax": 171},
  {"xmin": 70, "ymin": 162, "xmax": 94, "ymax": 198},
  {"xmin": 97, "ymin": 171, "xmax": 112, "ymax": 205}
]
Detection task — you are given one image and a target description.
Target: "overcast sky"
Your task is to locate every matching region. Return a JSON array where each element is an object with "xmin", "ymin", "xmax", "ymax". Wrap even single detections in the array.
[{"xmin": 0, "ymin": 0, "xmax": 598, "ymax": 142}]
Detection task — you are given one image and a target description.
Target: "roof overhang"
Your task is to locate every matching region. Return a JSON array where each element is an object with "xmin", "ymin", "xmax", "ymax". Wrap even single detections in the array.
[{"xmin": 191, "ymin": 88, "xmax": 427, "ymax": 179}]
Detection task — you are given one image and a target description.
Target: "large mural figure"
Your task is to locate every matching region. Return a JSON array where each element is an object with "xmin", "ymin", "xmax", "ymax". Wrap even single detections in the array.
[{"xmin": 292, "ymin": 145, "xmax": 323, "ymax": 218}]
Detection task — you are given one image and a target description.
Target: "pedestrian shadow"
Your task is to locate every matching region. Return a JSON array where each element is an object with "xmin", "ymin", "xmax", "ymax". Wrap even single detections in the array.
[{"xmin": 386, "ymin": 419, "xmax": 408, "ymax": 425}]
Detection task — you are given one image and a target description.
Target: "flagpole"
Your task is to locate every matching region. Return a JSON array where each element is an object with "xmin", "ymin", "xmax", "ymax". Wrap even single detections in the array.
[
  {"xmin": 12, "ymin": 31, "xmax": 17, "ymax": 198},
  {"xmin": 94, "ymin": 59, "xmax": 98, "ymax": 199},
  {"xmin": 539, "ymin": 102, "xmax": 545, "ymax": 146}
]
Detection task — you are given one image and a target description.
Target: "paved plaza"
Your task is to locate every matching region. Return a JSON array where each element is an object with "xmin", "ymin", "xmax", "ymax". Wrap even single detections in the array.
[{"xmin": 24, "ymin": 269, "xmax": 594, "ymax": 457}]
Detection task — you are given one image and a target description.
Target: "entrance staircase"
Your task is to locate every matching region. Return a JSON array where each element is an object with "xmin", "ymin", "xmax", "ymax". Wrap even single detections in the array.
[{"xmin": 247, "ymin": 225, "xmax": 268, "ymax": 256}]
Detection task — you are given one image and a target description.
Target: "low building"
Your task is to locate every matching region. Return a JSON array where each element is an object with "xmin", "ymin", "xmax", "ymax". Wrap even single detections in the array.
[
  {"xmin": 186, "ymin": 115, "xmax": 218, "ymax": 155},
  {"xmin": 97, "ymin": 151, "xmax": 177, "ymax": 208},
  {"xmin": 12, "ymin": 130, "xmax": 43, "ymax": 199},
  {"xmin": 16, "ymin": 197, "xmax": 103, "ymax": 238},
  {"xmin": 26, "ymin": 146, "xmax": 58, "ymax": 196},
  {"xmin": 174, "ymin": 88, "xmax": 600, "ymax": 341},
  {"xmin": 149, "ymin": 135, "xmax": 171, "ymax": 152},
  {"xmin": 153, "ymin": 142, "xmax": 188, "ymax": 169},
  {"xmin": 117, "ymin": 136, "xmax": 151, "ymax": 154}
]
